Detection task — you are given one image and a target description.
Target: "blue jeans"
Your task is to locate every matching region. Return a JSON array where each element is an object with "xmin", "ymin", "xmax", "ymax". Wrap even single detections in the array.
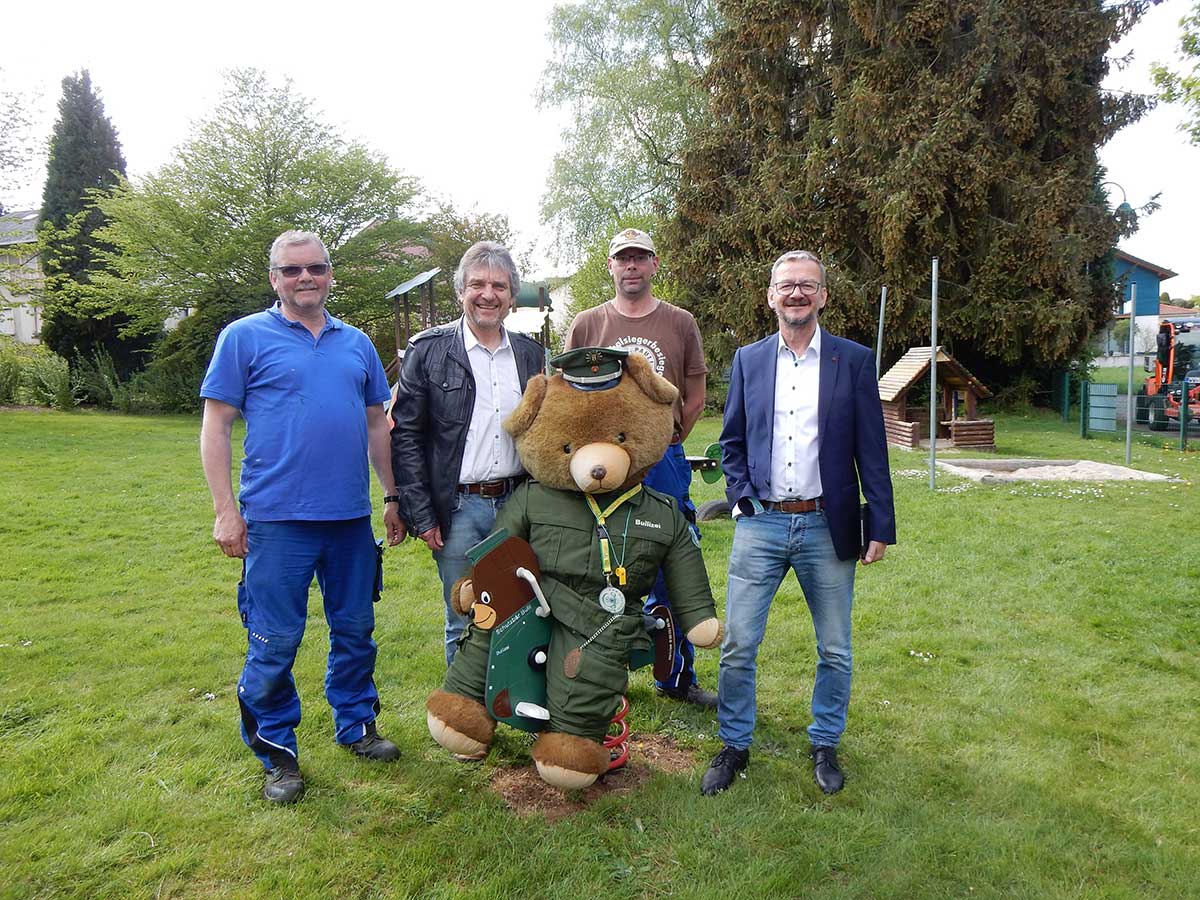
[
  {"xmin": 237, "ymin": 517, "xmax": 382, "ymax": 769},
  {"xmin": 717, "ymin": 510, "xmax": 856, "ymax": 750},
  {"xmin": 432, "ymin": 489, "xmax": 513, "ymax": 666},
  {"xmin": 642, "ymin": 442, "xmax": 699, "ymax": 690}
]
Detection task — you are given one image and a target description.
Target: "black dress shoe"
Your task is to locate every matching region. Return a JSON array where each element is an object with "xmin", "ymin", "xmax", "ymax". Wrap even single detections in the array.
[
  {"xmin": 346, "ymin": 722, "xmax": 400, "ymax": 761},
  {"xmin": 657, "ymin": 682, "xmax": 718, "ymax": 710},
  {"xmin": 811, "ymin": 745, "xmax": 844, "ymax": 794},
  {"xmin": 263, "ymin": 763, "xmax": 304, "ymax": 804},
  {"xmin": 700, "ymin": 746, "xmax": 749, "ymax": 796}
]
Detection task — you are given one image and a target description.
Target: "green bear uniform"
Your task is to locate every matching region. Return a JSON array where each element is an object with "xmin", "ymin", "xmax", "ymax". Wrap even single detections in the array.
[{"xmin": 443, "ymin": 480, "xmax": 716, "ymax": 742}]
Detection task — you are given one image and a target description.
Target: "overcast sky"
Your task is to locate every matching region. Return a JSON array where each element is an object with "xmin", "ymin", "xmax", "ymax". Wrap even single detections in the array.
[{"xmin": 5, "ymin": 0, "xmax": 1198, "ymax": 297}]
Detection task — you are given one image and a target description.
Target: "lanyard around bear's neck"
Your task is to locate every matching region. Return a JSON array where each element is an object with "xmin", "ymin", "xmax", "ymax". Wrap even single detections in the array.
[{"xmin": 585, "ymin": 484, "xmax": 642, "ymax": 586}]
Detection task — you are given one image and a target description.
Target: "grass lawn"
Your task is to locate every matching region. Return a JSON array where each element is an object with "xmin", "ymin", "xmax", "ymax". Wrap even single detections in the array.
[
  {"xmin": 1090, "ymin": 365, "xmax": 1151, "ymax": 395},
  {"xmin": 1, "ymin": 407, "xmax": 1198, "ymax": 898}
]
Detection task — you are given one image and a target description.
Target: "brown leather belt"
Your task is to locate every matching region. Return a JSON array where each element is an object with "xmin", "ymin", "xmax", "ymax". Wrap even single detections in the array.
[
  {"xmin": 458, "ymin": 476, "xmax": 525, "ymax": 498},
  {"xmin": 764, "ymin": 497, "xmax": 823, "ymax": 513}
]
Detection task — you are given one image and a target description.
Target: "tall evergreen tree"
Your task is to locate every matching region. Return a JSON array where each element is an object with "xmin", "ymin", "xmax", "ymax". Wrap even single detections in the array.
[
  {"xmin": 670, "ymin": 0, "xmax": 1151, "ymax": 385},
  {"xmin": 38, "ymin": 70, "xmax": 151, "ymax": 374}
]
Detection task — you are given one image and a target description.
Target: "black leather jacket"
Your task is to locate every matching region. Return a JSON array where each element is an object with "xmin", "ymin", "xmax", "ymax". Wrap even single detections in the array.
[{"xmin": 389, "ymin": 319, "xmax": 545, "ymax": 539}]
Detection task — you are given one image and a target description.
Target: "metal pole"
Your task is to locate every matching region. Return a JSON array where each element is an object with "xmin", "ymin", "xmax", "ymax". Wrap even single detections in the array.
[
  {"xmin": 929, "ymin": 258, "xmax": 939, "ymax": 490},
  {"xmin": 1181, "ymin": 371, "xmax": 1189, "ymax": 452},
  {"xmin": 1080, "ymin": 380, "xmax": 1089, "ymax": 439},
  {"xmin": 1124, "ymin": 283, "xmax": 1136, "ymax": 466},
  {"xmin": 875, "ymin": 285, "xmax": 888, "ymax": 381}
]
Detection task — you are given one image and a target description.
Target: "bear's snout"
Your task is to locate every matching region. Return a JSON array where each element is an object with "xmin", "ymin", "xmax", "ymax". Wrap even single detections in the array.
[{"xmin": 570, "ymin": 442, "xmax": 631, "ymax": 493}]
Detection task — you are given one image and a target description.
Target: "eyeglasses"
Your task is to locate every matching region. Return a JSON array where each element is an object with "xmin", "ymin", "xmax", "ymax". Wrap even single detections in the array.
[
  {"xmin": 772, "ymin": 280, "xmax": 823, "ymax": 296},
  {"xmin": 272, "ymin": 263, "xmax": 330, "ymax": 278},
  {"xmin": 612, "ymin": 252, "xmax": 653, "ymax": 265}
]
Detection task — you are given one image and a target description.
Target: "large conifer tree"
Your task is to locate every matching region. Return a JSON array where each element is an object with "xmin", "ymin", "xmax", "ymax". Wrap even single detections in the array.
[
  {"xmin": 39, "ymin": 70, "xmax": 151, "ymax": 373},
  {"xmin": 669, "ymin": 0, "xmax": 1151, "ymax": 385}
]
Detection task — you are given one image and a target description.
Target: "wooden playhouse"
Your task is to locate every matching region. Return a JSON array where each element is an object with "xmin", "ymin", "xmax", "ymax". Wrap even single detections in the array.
[{"xmin": 878, "ymin": 346, "xmax": 995, "ymax": 450}]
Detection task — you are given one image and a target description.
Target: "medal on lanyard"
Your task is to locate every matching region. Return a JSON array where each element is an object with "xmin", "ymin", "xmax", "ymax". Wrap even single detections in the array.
[{"xmin": 587, "ymin": 486, "xmax": 641, "ymax": 615}]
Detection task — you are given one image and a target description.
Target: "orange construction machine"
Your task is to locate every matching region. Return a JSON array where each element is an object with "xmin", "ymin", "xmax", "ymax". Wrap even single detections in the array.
[{"xmin": 1136, "ymin": 319, "xmax": 1200, "ymax": 430}]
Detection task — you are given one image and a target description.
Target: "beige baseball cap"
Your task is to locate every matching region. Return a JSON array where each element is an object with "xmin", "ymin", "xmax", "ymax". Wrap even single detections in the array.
[{"xmin": 608, "ymin": 228, "xmax": 656, "ymax": 257}]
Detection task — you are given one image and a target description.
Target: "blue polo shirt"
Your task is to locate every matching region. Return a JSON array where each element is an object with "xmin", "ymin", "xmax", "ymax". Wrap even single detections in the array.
[{"xmin": 200, "ymin": 304, "xmax": 391, "ymax": 522}]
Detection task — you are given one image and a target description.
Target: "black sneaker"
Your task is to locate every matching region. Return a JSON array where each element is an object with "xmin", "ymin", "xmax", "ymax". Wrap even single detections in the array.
[
  {"xmin": 700, "ymin": 746, "xmax": 749, "ymax": 796},
  {"xmin": 263, "ymin": 763, "xmax": 304, "ymax": 804},
  {"xmin": 656, "ymin": 682, "xmax": 718, "ymax": 710},
  {"xmin": 346, "ymin": 722, "xmax": 400, "ymax": 762}
]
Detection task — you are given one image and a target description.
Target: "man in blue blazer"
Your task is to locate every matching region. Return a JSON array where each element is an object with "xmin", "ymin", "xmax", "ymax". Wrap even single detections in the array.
[{"xmin": 701, "ymin": 250, "xmax": 896, "ymax": 797}]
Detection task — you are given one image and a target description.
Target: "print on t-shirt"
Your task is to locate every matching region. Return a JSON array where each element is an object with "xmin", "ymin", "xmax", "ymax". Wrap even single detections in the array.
[{"xmin": 608, "ymin": 335, "xmax": 666, "ymax": 375}]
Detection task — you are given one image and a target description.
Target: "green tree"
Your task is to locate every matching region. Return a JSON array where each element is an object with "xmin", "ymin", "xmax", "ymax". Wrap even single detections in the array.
[
  {"xmin": 90, "ymin": 68, "xmax": 421, "ymax": 403},
  {"xmin": 539, "ymin": 0, "xmax": 719, "ymax": 259},
  {"xmin": 36, "ymin": 71, "xmax": 152, "ymax": 376},
  {"xmin": 1111, "ymin": 317, "xmax": 1140, "ymax": 351},
  {"xmin": 419, "ymin": 200, "xmax": 530, "ymax": 324},
  {"xmin": 670, "ymin": 0, "xmax": 1151, "ymax": 384},
  {"xmin": 1152, "ymin": 1, "xmax": 1200, "ymax": 144}
]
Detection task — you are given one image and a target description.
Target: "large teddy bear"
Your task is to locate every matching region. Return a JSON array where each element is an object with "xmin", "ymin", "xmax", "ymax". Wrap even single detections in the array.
[{"xmin": 425, "ymin": 347, "xmax": 722, "ymax": 789}]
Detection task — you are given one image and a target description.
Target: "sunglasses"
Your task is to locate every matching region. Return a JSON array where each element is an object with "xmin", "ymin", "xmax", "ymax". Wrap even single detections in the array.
[{"xmin": 272, "ymin": 263, "xmax": 330, "ymax": 278}]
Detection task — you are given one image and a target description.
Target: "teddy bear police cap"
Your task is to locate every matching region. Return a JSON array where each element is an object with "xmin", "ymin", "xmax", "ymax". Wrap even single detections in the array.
[{"xmin": 551, "ymin": 346, "xmax": 629, "ymax": 391}]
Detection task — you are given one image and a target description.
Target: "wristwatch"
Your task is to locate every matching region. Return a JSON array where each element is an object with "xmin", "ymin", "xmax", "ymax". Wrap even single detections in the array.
[{"xmin": 383, "ymin": 494, "xmax": 400, "ymax": 505}]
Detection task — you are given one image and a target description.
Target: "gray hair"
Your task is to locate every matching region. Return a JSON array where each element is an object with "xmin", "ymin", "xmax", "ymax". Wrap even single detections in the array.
[
  {"xmin": 269, "ymin": 230, "xmax": 331, "ymax": 269},
  {"xmin": 771, "ymin": 250, "xmax": 827, "ymax": 285},
  {"xmin": 453, "ymin": 241, "xmax": 520, "ymax": 298}
]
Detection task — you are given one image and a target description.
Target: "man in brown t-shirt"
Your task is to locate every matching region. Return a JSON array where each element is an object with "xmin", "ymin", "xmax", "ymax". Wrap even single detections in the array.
[{"xmin": 563, "ymin": 227, "xmax": 715, "ymax": 708}]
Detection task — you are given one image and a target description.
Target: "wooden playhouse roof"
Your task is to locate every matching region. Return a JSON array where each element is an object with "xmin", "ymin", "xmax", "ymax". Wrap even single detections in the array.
[{"xmin": 878, "ymin": 346, "xmax": 992, "ymax": 403}]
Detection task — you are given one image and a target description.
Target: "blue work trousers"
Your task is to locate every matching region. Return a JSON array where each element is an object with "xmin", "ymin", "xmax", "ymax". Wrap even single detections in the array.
[
  {"xmin": 642, "ymin": 442, "xmax": 699, "ymax": 691},
  {"xmin": 236, "ymin": 517, "xmax": 382, "ymax": 769}
]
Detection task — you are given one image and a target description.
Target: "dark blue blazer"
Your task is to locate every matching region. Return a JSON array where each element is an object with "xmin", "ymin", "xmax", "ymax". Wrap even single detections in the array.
[{"xmin": 720, "ymin": 329, "xmax": 897, "ymax": 561}]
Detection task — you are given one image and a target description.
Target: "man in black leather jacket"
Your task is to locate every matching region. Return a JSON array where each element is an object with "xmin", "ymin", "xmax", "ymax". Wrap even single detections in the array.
[{"xmin": 390, "ymin": 241, "xmax": 545, "ymax": 665}]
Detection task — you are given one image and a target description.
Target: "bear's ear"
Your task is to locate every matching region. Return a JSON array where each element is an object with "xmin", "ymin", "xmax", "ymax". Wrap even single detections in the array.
[
  {"xmin": 504, "ymin": 374, "xmax": 548, "ymax": 437},
  {"xmin": 624, "ymin": 352, "xmax": 679, "ymax": 406}
]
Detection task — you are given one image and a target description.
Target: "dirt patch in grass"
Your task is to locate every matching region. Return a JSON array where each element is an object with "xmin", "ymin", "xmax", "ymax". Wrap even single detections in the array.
[{"xmin": 490, "ymin": 733, "xmax": 697, "ymax": 820}]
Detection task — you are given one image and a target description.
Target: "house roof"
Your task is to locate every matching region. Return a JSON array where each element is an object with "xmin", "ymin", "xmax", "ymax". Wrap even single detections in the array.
[
  {"xmin": 1160, "ymin": 303, "xmax": 1196, "ymax": 317},
  {"xmin": 878, "ymin": 346, "xmax": 992, "ymax": 403},
  {"xmin": 1114, "ymin": 249, "xmax": 1178, "ymax": 282},
  {"xmin": 0, "ymin": 209, "xmax": 39, "ymax": 247}
]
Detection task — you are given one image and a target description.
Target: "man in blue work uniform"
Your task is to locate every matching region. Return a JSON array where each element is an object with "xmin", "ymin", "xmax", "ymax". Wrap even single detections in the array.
[
  {"xmin": 563, "ymin": 227, "xmax": 716, "ymax": 708},
  {"xmin": 200, "ymin": 230, "xmax": 407, "ymax": 804}
]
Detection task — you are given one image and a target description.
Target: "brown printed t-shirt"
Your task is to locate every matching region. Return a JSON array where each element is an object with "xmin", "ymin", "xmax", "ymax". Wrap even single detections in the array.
[{"xmin": 564, "ymin": 299, "xmax": 707, "ymax": 436}]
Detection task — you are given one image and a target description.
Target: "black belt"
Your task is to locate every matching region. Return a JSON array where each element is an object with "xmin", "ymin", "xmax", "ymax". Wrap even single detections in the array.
[
  {"xmin": 764, "ymin": 497, "xmax": 823, "ymax": 513},
  {"xmin": 457, "ymin": 476, "xmax": 525, "ymax": 498}
]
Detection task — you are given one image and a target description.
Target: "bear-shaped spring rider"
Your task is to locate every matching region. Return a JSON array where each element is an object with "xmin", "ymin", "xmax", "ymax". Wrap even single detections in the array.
[{"xmin": 425, "ymin": 347, "xmax": 722, "ymax": 789}]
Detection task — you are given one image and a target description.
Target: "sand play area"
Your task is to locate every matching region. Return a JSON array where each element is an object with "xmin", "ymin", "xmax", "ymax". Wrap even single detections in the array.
[{"xmin": 934, "ymin": 459, "xmax": 1172, "ymax": 482}]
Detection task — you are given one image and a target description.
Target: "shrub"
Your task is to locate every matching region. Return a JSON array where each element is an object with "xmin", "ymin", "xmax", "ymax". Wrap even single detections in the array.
[
  {"xmin": 16, "ymin": 350, "xmax": 77, "ymax": 410},
  {"xmin": 73, "ymin": 348, "xmax": 149, "ymax": 413},
  {"xmin": 0, "ymin": 339, "xmax": 22, "ymax": 404},
  {"xmin": 139, "ymin": 356, "xmax": 204, "ymax": 414},
  {"xmin": 991, "ymin": 375, "xmax": 1040, "ymax": 413}
]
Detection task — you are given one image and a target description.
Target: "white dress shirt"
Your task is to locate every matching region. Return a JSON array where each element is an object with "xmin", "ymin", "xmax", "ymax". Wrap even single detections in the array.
[
  {"xmin": 768, "ymin": 327, "xmax": 823, "ymax": 501},
  {"xmin": 457, "ymin": 322, "xmax": 525, "ymax": 484}
]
